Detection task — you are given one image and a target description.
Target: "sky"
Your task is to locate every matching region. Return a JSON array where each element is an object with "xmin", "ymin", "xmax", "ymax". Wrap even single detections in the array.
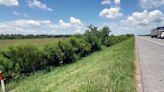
[{"xmin": 0, "ymin": 0, "xmax": 164, "ymax": 35}]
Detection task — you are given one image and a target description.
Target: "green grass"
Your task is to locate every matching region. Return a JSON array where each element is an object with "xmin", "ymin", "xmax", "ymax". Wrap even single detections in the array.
[
  {"xmin": 0, "ymin": 38, "xmax": 62, "ymax": 48},
  {"xmin": 6, "ymin": 38, "xmax": 136, "ymax": 92}
]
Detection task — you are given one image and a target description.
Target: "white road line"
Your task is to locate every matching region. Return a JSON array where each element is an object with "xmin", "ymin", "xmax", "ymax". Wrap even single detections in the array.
[{"xmin": 140, "ymin": 37, "xmax": 164, "ymax": 47}]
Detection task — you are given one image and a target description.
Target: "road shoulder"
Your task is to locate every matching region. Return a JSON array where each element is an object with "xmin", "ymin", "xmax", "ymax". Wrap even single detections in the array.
[{"xmin": 135, "ymin": 37, "xmax": 143, "ymax": 92}]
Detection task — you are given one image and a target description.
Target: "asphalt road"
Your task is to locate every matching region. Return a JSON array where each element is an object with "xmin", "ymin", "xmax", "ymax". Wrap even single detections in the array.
[{"xmin": 136, "ymin": 36, "xmax": 164, "ymax": 92}]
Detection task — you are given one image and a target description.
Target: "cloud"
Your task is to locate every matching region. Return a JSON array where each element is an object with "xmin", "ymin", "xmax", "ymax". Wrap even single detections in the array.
[
  {"xmin": 114, "ymin": 0, "xmax": 120, "ymax": 5},
  {"xmin": 107, "ymin": 10, "xmax": 164, "ymax": 35},
  {"xmin": 0, "ymin": 0, "xmax": 19, "ymax": 6},
  {"xmin": 74, "ymin": 29, "xmax": 82, "ymax": 34},
  {"xmin": 139, "ymin": 0, "xmax": 164, "ymax": 9},
  {"xmin": 59, "ymin": 20, "xmax": 71, "ymax": 29},
  {"xmin": 101, "ymin": 0, "xmax": 120, "ymax": 5},
  {"xmin": 70, "ymin": 17, "xmax": 82, "ymax": 26},
  {"xmin": 100, "ymin": 0, "xmax": 122, "ymax": 19},
  {"xmin": 58, "ymin": 17, "xmax": 83, "ymax": 29},
  {"xmin": 99, "ymin": 7, "xmax": 123, "ymax": 19},
  {"xmin": 101, "ymin": 0, "xmax": 111, "ymax": 5},
  {"xmin": 13, "ymin": 11, "xmax": 28, "ymax": 17},
  {"xmin": 28, "ymin": 0, "xmax": 53, "ymax": 11},
  {"xmin": 121, "ymin": 10, "xmax": 164, "ymax": 26},
  {"xmin": 0, "ymin": 19, "xmax": 56, "ymax": 34},
  {"xmin": 13, "ymin": 11, "xmax": 20, "ymax": 16},
  {"xmin": 12, "ymin": 19, "xmax": 42, "ymax": 27},
  {"xmin": 0, "ymin": 17, "xmax": 84, "ymax": 35}
]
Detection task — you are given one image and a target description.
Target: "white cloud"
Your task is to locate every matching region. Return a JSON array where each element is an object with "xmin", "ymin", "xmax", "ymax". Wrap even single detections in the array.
[
  {"xmin": 13, "ymin": 11, "xmax": 28, "ymax": 17},
  {"xmin": 13, "ymin": 11, "xmax": 20, "ymax": 16},
  {"xmin": 121, "ymin": 10, "xmax": 164, "ymax": 26},
  {"xmin": 0, "ymin": 19, "xmax": 56, "ymax": 34},
  {"xmin": 101, "ymin": 0, "xmax": 111, "ymax": 5},
  {"xmin": 100, "ymin": 0, "xmax": 122, "ymax": 19},
  {"xmin": 114, "ymin": 0, "xmax": 120, "ymax": 5},
  {"xmin": 101, "ymin": 0, "xmax": 120, "ymax": 5},
  {"xmin": 0, "ymin": 0, "xmax": 19, "ymax": 6},
  {"xmin": 58, "ymin": 17, "xmax": 83, "ymax": 29},
  {"xmin": 59, "ymin": 20, "xmax": 71, "ymax": 29},
  {"xmin": 99, "ymin": 7, "xmax": 123, "ymax": 19},
  {"xmin": 109, "ymin": 10, "xmax": 164, "ymax": 35},
  {"xmin": 0, "ymin": 17, "xmax": 84, "ymax": 35},
  {"xmin": 74, "ymin": 29, "xmax": 82, "ymax": 34},
  {"xmin": 140, "ymin": 0, "xmax": 164, "ymax": 9},
  {"xmin": 28, "ymin": 0, "xmax": 53, "ymax": 11},
  {"xmin": 101, "ymin": 10, "xmax": 164, "ymax": 35},
  {"xmin": 12, "ymin": 19, "xmax": 41, "ymax": 27},
  {"xmin": 70, "ymin": 17, "xmax": 82, "ymax": 26}
]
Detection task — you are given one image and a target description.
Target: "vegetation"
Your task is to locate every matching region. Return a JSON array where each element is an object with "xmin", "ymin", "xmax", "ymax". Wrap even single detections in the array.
[
  {"xmin": 0, "ymin": 34, "xmax": 71, "ymax": 40},
  {"xmin": 0, "ymin": 38, "xmax": 62, "ymax": 48},
  {"xmin": 108, "ymin": 34, "xmax": 133, "ymax": 45},
  {"xmin": 6, "ymin": 38, "xmax": 135, "ymax": 92},
  {"xmin": 0, "ymin": 25, "xmax": 134, "ymax": 91}
]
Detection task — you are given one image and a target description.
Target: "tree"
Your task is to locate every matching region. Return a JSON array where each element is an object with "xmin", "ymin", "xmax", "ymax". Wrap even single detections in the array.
[
  {"xmin": 83, "ymin": 25, "xmax": 102, "ymax": 51},
  {"xmin": 101, "ymin": 26, "xmax": 111, "ymax": 46}
]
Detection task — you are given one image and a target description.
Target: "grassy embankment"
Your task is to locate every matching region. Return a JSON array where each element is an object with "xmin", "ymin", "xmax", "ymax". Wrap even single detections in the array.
[{"xmin": 6, "ymin": 38, "xmax": 136, "ymax": 92}]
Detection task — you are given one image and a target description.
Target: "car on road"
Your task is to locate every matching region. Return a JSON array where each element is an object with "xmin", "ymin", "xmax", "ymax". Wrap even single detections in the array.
[{"xmin": 151, "ymin": 27, "xmax": 164, "ymax": 38}]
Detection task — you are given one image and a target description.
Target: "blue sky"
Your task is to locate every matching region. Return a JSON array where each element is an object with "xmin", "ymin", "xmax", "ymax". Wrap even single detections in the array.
[{"xmin": 0, "ymin": 0, "xmax": 164, "ymax": 35}]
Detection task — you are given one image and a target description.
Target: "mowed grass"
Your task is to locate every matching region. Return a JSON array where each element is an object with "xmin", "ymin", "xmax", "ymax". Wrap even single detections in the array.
[
  {"xmin": 0, "ymin": 38, "xmax": 62, "ymax": 48},
  {"xmin": 7, "ymin": 38, "xmax": 136, "ymax": 92}
]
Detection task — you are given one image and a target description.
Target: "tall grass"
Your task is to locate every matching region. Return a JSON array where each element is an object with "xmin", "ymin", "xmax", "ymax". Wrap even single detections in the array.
[{"xmin": 0, "ymin": 38, "xmax": 62, "ymax": 48}]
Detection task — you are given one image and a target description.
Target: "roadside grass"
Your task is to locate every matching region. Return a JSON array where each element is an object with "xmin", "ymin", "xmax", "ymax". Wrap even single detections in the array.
[
  {"xmin": 5, "ymin": 38, "xmax": 135, "ymax": 92},
  {"xmin": 0, "ymin": 38, "xmax": 62, "ymax": 48}
]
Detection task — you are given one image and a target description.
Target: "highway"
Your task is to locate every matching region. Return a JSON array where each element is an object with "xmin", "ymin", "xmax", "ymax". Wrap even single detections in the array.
[{"xmin": 136, "ymin": 36, "xmax": 164, "ymax": 92}]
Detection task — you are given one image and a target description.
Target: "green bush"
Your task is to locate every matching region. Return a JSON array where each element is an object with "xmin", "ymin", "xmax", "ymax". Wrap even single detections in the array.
[
  {"xmin": 108, "ymin": 34, "xmax": 133, "ymax": 46},
  {"xmin": 84, "ymin": 35, "xmax": 102, "ymax": 52},
  {"xmin": 58, "ymin": 40, "xmax": 78, "ymax": 64},
  {"xmin": 0, "ymin": 44, "xmax": 47, "ymax": 79},
  {"xmin": 69, "ymin": 37, "xmax": 91, "ymax": 57},
  {"xmin": 0, "ymin": 55, "xmax": 14, "ymax": 81},
  {"xmin": 83, "ymin": 25, "xmax": 102, "ymax": 52},
  {"xmin": 44, "ymin": 44, "xmax": 63, "ymax": 66},
  {"xmin": 100, "ymin": 26, "xmax": 111, "ymax": 46}
]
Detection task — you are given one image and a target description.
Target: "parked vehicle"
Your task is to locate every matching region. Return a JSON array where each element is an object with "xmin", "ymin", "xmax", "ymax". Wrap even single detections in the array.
[{"xmin": 151, "ymin": 27, "xmax": 164, "ymax": 38}]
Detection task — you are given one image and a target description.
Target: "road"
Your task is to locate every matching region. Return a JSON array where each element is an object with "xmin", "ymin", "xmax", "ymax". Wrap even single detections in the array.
[{"xmin": 136, "ymin": 36, "xmax": 164, "ymax": 92}]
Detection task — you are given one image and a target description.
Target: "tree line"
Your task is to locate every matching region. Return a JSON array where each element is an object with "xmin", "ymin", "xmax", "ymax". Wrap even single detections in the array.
[{"xmin": 0, "ymin": 34, "xmax": 72, "ymax": 40}]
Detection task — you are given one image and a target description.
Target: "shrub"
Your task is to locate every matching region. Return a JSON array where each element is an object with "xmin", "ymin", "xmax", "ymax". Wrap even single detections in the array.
[
  {"xmin": 69, "ymin": 37, "xmax": 91, "ymax": 57},
  {"xmin": 100, "ymin": 26, "xmax": 111, "ymax": 46},
  {"xmin": 58, "ymin": 40, "xmax": 78, "ymax": 64},
  {"xmin": 83, "ymin": 25, "xmax": 102, "ymax": 52},
  {"xmin": 44, "ymin": 44, "xmax": 63, "ymax": 66},
  {"xmin": 0, "ymin": 55, "xmax": 14, "ymax": 81},
  {"xmin": 0, "ymin": 44, "xmax": 47, "ymax": 79},
  {"xmin": 83, "ymin": 35, "xmax": 102, "ymax": 52},
  {"xmin": 108, "ymin": 34, "xmax": 134, "ymax": 46}
]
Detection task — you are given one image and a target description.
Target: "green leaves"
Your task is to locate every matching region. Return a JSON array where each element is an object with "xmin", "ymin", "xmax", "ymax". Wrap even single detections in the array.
[
  {"xmin": 0, "ymin": 25, "xmax": 134, "ymax": 83},
  {"xmin": 44, "ymin": 44, "xmax": 63, "ymax": 66}
]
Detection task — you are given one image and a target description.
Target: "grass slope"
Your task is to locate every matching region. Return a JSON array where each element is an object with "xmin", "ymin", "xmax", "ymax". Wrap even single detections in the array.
[{"xmin": 7, "ymin": 38, "xmax": 136, "ymax": 92}]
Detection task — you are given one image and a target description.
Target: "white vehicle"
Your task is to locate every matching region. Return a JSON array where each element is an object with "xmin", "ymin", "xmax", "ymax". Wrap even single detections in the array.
[{"xmin": 151, "ymin": 27, "xmax": 164, "ymax": 38}]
